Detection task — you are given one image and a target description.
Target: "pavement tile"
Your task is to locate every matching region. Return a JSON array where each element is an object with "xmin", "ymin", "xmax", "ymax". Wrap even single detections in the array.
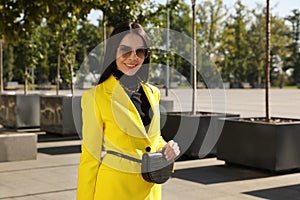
[{"xmin": 1, "ymin": 89, "xmax": 300, "ymax": 199}]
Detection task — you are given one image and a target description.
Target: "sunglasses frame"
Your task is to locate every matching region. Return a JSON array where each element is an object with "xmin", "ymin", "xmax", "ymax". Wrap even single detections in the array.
[{"xmin": 118, "ymin": 45, "xmax": 151, "ymax": 59}]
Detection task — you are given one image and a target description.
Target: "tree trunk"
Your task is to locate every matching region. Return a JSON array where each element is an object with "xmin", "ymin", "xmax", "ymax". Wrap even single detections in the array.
[
  {"xmin": 68, "ymin": 52, "xmax": 74, "ymax": 96},
  {"xmin": 265, "ymin": 0, "xmax": 271, "ymax": 120},
  {"xmin": 191, "ymin": 0, "xmax": 197, "ymax": 115},
  {"xmin": 56, "ymin": 43, "xmax": 61, "ymax": 96},
  {"xmin": 0, "ymin": 39, "xmax": 3, "ymax": 93},
  {"xmin": 24, "ymin": 66, "xmax": 28, "ymax": 95},
  {"xmin": 103, "ymin": 12, "xmax": 107, "ymax": 53},
  {"xmin": 165, "ymin": 0, "xmax": 170, "ymax": 97}
]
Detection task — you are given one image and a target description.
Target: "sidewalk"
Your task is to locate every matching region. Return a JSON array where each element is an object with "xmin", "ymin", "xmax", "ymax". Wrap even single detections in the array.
[
  {"xmin": 1, "ymin": 88, "xmax": 300, "ymax": 199},
  {"xmin": 0, "ymin": 132, "xmax": 80, "ymax": 200},
  {"xmin": 1, "ymin": 131, "xmax": 300, "ymax": 200}
]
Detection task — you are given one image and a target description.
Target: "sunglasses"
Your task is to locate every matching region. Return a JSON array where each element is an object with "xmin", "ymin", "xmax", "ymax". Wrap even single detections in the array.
[{"xmin": 118, "ymin": 45, "xmax": 150, "ymax": 59}]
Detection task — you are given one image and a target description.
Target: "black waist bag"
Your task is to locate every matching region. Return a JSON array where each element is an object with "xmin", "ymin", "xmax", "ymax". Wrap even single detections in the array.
[
  {"xmin": 106, "ymin": 151, "xmax": 173, "ymax": 184},
  {"xmin": 141, "ymin": 152, "xmax": 174, "ymax": 184}
]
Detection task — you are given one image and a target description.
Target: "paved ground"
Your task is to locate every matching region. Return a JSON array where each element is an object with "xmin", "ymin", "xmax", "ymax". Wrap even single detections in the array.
[
  {"xmin": 0, "ymin": 88, "xmax": 300, "ymax": 200},
  {"xmin": 7, "ymin": 87, "xmax": 300, "ymax": 118},
  {"xmin": 160, "ymin": 88, "xmax": 300, "ymax": 118}
]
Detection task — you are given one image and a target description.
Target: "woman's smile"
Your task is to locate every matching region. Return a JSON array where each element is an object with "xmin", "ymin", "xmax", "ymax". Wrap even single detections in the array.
[
  {"xmin": 124, "ymin": 63, "xmax": 138, "ymax": 69},
  {"xmin": 116, "ymin": 33, "xmax": 145, "ymax": 76}
]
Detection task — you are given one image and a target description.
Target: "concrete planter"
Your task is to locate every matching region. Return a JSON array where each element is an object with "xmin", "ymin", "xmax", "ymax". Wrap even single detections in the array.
[
  {"xmin": 160, "ymin": 112, "xmax": 239, "ymax": 159},
  {"xmin": 0, "ymin": 94, "xmax": 40, "ymax": 128},
  {"xmin": 40, "ymin": 95, "xmax": 81, "ymax": 135},
  {"xmin": 217, "ymin": 117, "xmax": 300, "ymax": 172},
  {"xmin": 230, "ymin": 82, "xmax": 240, "ymax": 88},
  {"xmin": 37, "ymin": 82, "xmax": 52, "ymax": 90},
  {"xmin": 0, "ymin": 133, "xmax": 37, "ymax": 161},
  {"xmin": 197, "ymin": 82, "xmax": 205, "ymax": 89},
  {"xmin": 222, "ymin": 82, "xmax": 230, "ymax": 89},
  {"xmin": 159, "ymin": 99, "xmax": 174, "ymax": 112},
  {"xmin": 4, "ymin": 81, "xmax": 19, "ymax": 90},
  {"xmin": 77, "ymin": 82, "xmax": 92, "ymax": 89},
  {"xmin": 241, "ymin": 82, "xmax": 252, "ymax": 89}
]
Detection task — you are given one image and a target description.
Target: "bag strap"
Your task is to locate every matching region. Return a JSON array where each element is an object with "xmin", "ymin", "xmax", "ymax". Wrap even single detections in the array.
[{"xmin": 106, "ymin": 150, "xmax": 142, "ymax": 163}]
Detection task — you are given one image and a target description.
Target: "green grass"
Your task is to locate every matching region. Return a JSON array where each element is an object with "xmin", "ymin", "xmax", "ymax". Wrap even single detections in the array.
[{"xmin": 271, "ymin": 85, "xmax": 298, "ymax": 89}]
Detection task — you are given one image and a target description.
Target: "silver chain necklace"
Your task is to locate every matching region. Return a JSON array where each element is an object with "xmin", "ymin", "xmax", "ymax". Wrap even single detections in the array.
[{"xmin": 113, "ymin": 74, "xmax": 142, "ymax": 95}]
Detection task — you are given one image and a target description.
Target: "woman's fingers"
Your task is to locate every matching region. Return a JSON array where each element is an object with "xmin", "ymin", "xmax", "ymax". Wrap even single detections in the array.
[{"xmin": 163, "ymin": 140, "xmax": 180, "ymax": 161}]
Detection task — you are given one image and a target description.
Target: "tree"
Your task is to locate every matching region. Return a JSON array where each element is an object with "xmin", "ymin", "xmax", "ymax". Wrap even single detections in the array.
[
  {"xmin": 98, "ymin": 0, "xmax": 148, "ymax": 50},
  {"xmin": 0, "ymin": 0, "xmax": 46, "ymax": 93},
  {"xmin": 246, "ymin": 3, "xmax": 291, "ymax": 87},
  {"xmin": 45, "ymin": 0, "xmax": 103, "ymax": 94},
  {"xmin": 192, "ymin": 0, "xmax": 197, "ymax": 114},
  {"xmin": 285, "ymin": 9, "xmax": 300, "ymax": 84},
  {"xmin": 196, "ymin": 0, "xmax": 227, "ymax": 85},
  {"xmin": 218, "ymin": 0, "xmax": 251, "ymax": 83},
  {"xmin": 265, "ymin": 0, "xmax": 271, "ymax": 120},
  {"xmin": 169, "ymin": 0, "xmax": 192, "ymax": 81},
  {"xmin": 0, "ymin": 40, "xmax": 2, "ymax": 92},
  {"xmin": 0, "ymin": 0, "xmax": 104, "ymax": 94},
  {"xmin": 150, "ymin": 0, "xmax": 192, "ymax": 85},
  {"xmin": 197, "ymin": 0, "xmax": 227, "ymax": 57},
  {"xmin": 76, "ymin": 21, "xmax": 102, "ymax": 65},
  {"xmin": 3, "ymin": 43, "xmax": 14, "ymax": 82},
  {"xmin": 76, "ymin": 20, "xmax": 102, "ymax": 84},
  {"xmin": 34, "ymin": 24, "xmax": 51, "ymax": 84}
]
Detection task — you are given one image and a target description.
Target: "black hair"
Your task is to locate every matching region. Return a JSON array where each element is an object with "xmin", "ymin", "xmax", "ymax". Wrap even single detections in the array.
[{"xmin": 98, "ymin": 21, "xmax": 151, "ymax": 84}]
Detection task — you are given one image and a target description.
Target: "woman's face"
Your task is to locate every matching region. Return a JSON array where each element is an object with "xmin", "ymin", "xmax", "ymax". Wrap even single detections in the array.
[{"xmin": 116, "ymin": 33, "xmax": 148, "ymax": 76}]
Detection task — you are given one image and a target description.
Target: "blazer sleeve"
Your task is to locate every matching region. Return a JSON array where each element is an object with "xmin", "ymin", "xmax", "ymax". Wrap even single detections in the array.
[
  {"xmin": 77, "ymin": 88, "xmax": 103, "ymax": 200},
  {"xmin": 156, "ymin": 87, "xmax": 168, "ymax": 150}
]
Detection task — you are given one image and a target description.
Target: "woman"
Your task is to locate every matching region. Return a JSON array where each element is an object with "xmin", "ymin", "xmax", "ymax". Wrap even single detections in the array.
[{"xmin": 77, "ymin": 21, "xmax": 180, "ymax": 200}]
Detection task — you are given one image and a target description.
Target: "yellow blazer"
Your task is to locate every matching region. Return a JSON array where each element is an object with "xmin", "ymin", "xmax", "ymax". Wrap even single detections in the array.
[{"xmin": 77, "ymin": 75, "xmax": 167, "ymax": 200}]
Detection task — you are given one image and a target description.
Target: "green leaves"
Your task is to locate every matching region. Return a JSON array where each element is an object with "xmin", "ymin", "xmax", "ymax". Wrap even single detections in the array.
[
  {"xmin": 284, "ymin": 9, "xmax": 300, "ymax": 84},
  {"xmin": 0, "ymin": 0, "xmax": 299, "ymax": 88}
]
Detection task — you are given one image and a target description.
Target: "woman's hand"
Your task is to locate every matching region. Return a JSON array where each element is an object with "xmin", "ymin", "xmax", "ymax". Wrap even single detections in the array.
[{"xmin": 160, "ymin": 140, "xmax": 180, "ymax": 161}]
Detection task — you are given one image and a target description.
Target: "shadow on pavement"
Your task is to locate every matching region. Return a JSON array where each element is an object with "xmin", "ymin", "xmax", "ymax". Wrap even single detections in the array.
[
  {"xmin": 244, "ymin": 183, "xmax": 300, "ymax": 200},
  {"xmin": 172, "ymin": 161, "xmax": 271, "ymax": 184},
  {"xmin": 38, "ymin": 133, "xmax": 80, "ymax": 143},
  {"xmin": 38, "ymin": 145, "xmax": 81, "ymax": 155}
]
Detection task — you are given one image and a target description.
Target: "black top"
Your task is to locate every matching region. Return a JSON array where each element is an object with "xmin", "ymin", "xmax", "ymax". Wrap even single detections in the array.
[{"xmin": 112, "ymin": 68, "xmax": 152, "ymax": 131}]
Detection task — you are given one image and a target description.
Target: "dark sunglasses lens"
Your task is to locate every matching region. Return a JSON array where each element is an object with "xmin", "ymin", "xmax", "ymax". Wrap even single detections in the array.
[
  {"xmin": 119, "ymin": 46, "xmax": 132, "ymax": 58},
  {"xmin": 119, "ymin": 45, "xmax": 149, "ymax": 58},
  {"xmin": 136, "ymin": 48, "xmax": 149, "ymax": 58}
]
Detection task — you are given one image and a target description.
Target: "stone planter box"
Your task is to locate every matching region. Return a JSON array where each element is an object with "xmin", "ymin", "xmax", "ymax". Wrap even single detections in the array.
[
  {"xmin": 77, "ymin": 82, "xmax": 92, "ymax": 89},
  {"xmin": 0, "ymin": 133, "xmax": 37, "ymax": 161},
  {"xmin": 217, "ymin": 117, "xmax": 300, "ymax": 172},
  {"xmin": 241, "ymin": 82, "xmax": 252, "ymax": 89},
  {"xmin": 253, "ymin": 83, "xmax": 265, "ymax": 88},
  {"xmin": 159, "ymin": 99, "xmax": 174, "ymax": 112},
  {"xmin": 37, "ymin": 82, "xmax": 52, "ymax": 90},
  {"xmin": 197, "ymin": 82, "xmax": 206, "ymax": 89},
  {"xmin": 160, "ymin": 112, "xmax": 239, "ymax": 159},
  {"xmin": 222, "ymin": 82, "xmax": 230, "ymax": 89},
  {"xmin": 4, "ymin": 81, "xmax": 19, "ymax": 90},
  {"xmin": 0, "ymin": 94, "xmax": 40, "ymax": 128},
  {"xmin": 230, "ymin": 83, "xmax": 241, "ymax": 88},
  {"xmin": 40, "ymin": 95, "xmax": 81, "ymax": 136},
  {"xmin": 170, "ymin": 82, "xmax": 179, "ymax": 89}
]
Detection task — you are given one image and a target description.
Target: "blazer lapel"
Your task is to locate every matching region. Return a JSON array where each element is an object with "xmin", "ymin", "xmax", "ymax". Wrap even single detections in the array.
[
  {"xmin": 141, "ymin": 83, "xmax": 161, "ymax": 137},
  {"xmin": 104, "ymin": 75, "xmax": 150, "ymax": 142}
]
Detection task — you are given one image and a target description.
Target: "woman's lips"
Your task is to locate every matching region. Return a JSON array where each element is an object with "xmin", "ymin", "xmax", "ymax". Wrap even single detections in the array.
[{"xmin": 125, "ymin": 63, "xmax": 137, "ymax": 69}]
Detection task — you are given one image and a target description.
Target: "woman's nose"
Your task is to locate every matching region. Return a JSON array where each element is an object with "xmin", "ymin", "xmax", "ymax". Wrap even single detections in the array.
[{"xmin": 127, "ymin": 50, "xmax": 138, "ymax": 59}]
